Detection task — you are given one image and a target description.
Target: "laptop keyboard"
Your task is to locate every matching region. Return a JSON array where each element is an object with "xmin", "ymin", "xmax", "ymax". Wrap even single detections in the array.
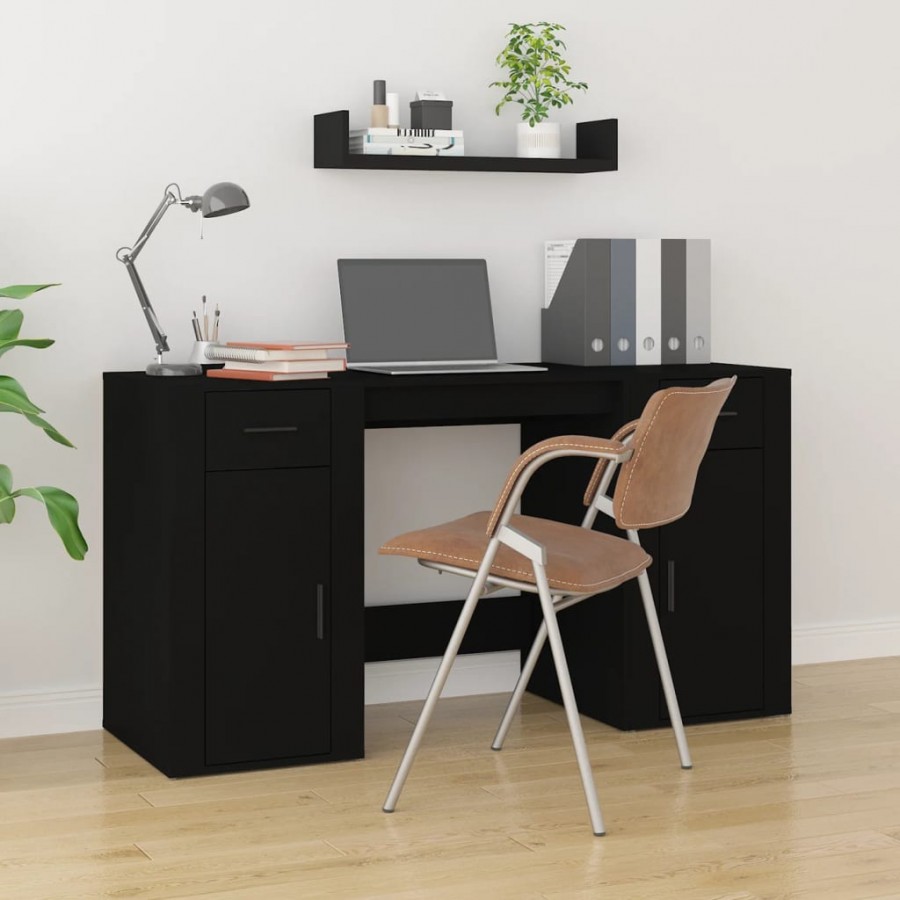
[{"xmin": 387, "ymin": 363, "xmax": 509, "ymax": 372}]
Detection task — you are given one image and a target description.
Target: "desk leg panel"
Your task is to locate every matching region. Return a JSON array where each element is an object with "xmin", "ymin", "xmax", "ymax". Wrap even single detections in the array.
[
  {"xmin": 330, "ymin": 385, "xmax": 366, "ymax": 758},
  {"xmin": 103, "ymin": 378, "xmax": 206, "ymax": 776}
]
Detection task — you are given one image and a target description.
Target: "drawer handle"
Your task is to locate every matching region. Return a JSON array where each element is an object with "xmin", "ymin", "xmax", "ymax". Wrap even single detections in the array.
[
  {"xmin": 667, "ymin": 560, "xmax": 676, "ymax": 613},
  {"xmin": 717, "ymin": 410, "xmax": 738, "ymax": 418},
  {"xmin": 316, "ymin": 584, "xmax": 326, "ymax": 640},
  {"xmin": 241, "ymin": 425, "xmax": 299, "ymax": 434}
]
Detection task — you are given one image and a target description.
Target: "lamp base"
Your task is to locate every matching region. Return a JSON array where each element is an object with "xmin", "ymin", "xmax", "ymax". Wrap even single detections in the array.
[{"xmin": 146, "ymin": 361, "xmax": 202, "ymax": 377}]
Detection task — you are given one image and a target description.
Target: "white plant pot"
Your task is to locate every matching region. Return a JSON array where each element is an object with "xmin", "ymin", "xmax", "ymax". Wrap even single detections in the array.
[{"xmin": 517, "ymin": 121, "xmax": 561, "ymax": 159}]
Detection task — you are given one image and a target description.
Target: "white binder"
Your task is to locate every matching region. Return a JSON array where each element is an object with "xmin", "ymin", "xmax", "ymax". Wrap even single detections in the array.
[{"xmin": 635, "ymin": 239, "xmax": 662, "ymax": 365}]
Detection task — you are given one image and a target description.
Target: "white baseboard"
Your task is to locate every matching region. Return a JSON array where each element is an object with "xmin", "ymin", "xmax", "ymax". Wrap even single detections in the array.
[
  {"xmin": 4, "ymin": 625, "xmax": 899, "ymax": 740},
  {"xmin": 365, "ymin": 650, "xmax": 520, "ymax": 705},
  {"xmin": 0, "ymin": 688, "xmax": 102, "ymax": 740},
  {"xmin": 792, "ymin": 619, "xmax": 900, "ymax": 665}
]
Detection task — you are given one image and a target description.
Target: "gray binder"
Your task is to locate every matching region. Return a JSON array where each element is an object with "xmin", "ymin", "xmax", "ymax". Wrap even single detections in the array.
[
  {"xmin": 541, "ymin": 239, "xmax": 610, "ymax": 366},
  {"xmin": 661, "ymin": 239, "xmax": 686, "ymax": 364},
  {"xmin": 610, "ymin": 239, "xmax": 636, "ymax": 365},
  {"xmin": 685, "ymin": 239, "xmax": 711, "ymax": 364}
]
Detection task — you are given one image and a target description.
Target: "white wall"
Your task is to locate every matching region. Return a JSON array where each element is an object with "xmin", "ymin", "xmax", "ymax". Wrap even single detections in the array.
[{"xmin": 2, "ymin": 0, "xmax": 899, "ymax": 735}]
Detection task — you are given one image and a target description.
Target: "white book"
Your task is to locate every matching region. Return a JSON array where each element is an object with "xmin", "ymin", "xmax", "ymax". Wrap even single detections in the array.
[
  {"xmin": 635, "ymin": 239, "xmax": 662, "ymax": 365},
  {"xmin": 350, "ymin": 141, "xmax": 464, "ymax": 157},
  {"xmin": 223, "ymin": 358, "xmax": 346, "ymax": 373},
  {"xmin": 350, "ymin": 127, "xmax": 463, "ymax": 139}
]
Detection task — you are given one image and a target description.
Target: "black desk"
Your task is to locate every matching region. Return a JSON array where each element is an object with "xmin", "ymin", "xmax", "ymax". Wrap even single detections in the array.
[{"xmin": 103, "ymin": 363, "xmax": 790, "ymax": 776}]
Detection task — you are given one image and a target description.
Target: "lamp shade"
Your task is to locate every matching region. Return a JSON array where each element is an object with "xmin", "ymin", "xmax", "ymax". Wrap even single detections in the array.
[{"xmin": 201, "ymin": 182, "xmax": 250, "ymax": 218}]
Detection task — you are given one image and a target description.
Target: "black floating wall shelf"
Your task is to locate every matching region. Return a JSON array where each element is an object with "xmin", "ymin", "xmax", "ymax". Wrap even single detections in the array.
[{"xmin": 313, "ymin": 111, "xmax": 618, "ymax": 174}]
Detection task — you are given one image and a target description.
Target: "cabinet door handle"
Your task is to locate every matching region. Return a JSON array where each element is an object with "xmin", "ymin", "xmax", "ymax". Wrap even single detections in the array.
[
  {"xmin": 717, "ymin": 410, "xmax": 738, "ymax": 418},
  {"xmin": 242, "ymin": 425, "xmax": 299, "ymax": 434},
  {"xmin": 316, "ymin": 584, "xmax": 326, "ymax": 640},
  {"xmin": 667, "ymin": 561, "xmax": 676, "ymax": 613}
]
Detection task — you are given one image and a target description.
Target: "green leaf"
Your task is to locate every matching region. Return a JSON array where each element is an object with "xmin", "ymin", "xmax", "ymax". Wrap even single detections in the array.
[
  {"xmin": 0, "ymin": 337, "xmax": 55, "ymax": 359},
  {"xmin": 0, "ymin": 465, "xmax": 14, "ymax": 525},
  {"xmin": 0, "ymin": 284, "xmax": 60, "ymax": 301},
  {"xmin": 0, "ymin": 375, "xmax": 45, "ymax": 416},
  {"xmin": 0, "ymin": 376, "xmax": 71, "ymax": 444},
  {"xmin": 11, "ymin": 485, "xmax": 88, "ymax": 560},
  {"xmin": 24, "ymin": 413, "xmax": 74, "ymax": 448},
  {"xmin": 0, "ymin": 309, "xmax": 24, "ymax": 341}
]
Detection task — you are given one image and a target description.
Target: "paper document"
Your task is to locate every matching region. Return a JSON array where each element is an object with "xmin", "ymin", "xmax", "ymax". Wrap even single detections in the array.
[{"xmin": 544, "ymin": 240, "xmax": 576, "ymax": 308}]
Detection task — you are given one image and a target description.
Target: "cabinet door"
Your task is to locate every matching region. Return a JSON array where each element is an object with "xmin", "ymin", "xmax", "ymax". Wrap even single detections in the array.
[
  {"xmin": 658, "ymin": 448, "xmax": 765, "ymax": 720},
  {"xmin": 205, "ymin": 467, "xmax": 331, "ymax": 766}
]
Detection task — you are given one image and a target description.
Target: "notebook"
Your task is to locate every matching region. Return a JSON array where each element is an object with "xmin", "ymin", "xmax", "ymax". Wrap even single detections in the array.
[{"xmin": 337, "ymin": 259, "xmax": 546, "ymax": 375}]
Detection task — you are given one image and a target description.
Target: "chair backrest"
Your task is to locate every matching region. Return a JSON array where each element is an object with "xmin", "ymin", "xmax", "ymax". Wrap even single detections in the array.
[{"xmin": 612, "ymin": 377, "xmax": 736, "ymax": 530}]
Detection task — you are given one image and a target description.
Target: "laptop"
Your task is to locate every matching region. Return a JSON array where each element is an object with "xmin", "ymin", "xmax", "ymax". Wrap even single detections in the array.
[{"xmin": 337, "ymin": 258, "xmax": 546, "ymax": 375}]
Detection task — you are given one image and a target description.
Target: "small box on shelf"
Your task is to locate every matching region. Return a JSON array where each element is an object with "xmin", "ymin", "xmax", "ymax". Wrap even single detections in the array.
[{"xmin": 410, "ymin": 99, "xmax": 453, "ymax": 130}]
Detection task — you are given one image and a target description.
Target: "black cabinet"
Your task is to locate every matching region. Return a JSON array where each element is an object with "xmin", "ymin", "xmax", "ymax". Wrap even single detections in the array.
[
  {"xmin": 524, "ymin": 369, "xmax": 790, "ymax": 729},
  {"xmin": 103, "ymin": 376, "xmax": 362, "ymax": 777}
]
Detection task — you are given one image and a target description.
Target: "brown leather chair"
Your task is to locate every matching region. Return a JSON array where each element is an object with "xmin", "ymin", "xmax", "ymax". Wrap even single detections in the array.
[{"xmin": 380, "ymin": 377, "xmax": 736, "ymax": 835}]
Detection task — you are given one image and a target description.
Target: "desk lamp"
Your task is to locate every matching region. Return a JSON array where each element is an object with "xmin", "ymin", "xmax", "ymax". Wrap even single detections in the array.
[{"xmin": 116, "ymin": 182, "xmax": 250, "ymax": 376}]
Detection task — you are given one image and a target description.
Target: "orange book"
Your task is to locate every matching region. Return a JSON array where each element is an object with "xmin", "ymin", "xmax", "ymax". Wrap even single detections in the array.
[{"xmin": 206, "ymin": 369, "xmax": 330, "ymax": 382}]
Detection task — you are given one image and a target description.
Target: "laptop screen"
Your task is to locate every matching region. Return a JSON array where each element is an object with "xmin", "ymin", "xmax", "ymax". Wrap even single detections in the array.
[{"xmin": 338, "ymin": 259, "xmax": 498, "ymax": 364}]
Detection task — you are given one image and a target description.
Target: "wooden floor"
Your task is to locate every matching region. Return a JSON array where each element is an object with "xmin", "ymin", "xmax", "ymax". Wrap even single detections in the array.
[{"xmin": 2, "ymin": 658, "xmax": 900, "ymax": 899}]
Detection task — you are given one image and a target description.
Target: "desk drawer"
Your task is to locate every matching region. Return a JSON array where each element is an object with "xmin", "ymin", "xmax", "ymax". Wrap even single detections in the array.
[
  {"xmin": 206, "ymin": 391, "xmax": 330, "ymax": 471},
  {"xmin": 660, "ymin": 376, "xmax": 762, "ymax": 449},
  {"xmin": 365, "ymin": 380, "xmax": 616, "ymax": 427}
]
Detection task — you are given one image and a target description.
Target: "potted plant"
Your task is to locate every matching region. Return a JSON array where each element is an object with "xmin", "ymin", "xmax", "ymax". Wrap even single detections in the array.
[
  {"xmin": 490, "ymin": 21, "xmax": 589, "ymax": 159},
  {"xmin": 0, "ymin": 283, "xmax": 87, "ymax": 559}
]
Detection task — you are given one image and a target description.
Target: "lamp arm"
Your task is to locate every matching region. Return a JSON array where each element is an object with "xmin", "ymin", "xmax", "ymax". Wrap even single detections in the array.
[
  {"xmin": 123, "ymin": 184, "xmax": 189, "ymax": 263},
  {"xmin": 122, "ymin": 256, "xmax": 169, "ymax": 357},
  {"xmin": 115, "ymin": 185, "xmax": 194, "ymax": 360}
]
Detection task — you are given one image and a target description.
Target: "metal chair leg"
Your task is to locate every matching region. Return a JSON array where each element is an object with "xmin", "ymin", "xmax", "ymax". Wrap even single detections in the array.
[
  {"xmin": 636, "ymin": 569, "xmax": 692, "ymax": 769},
  {"xmin": 492, "ymin": 619, "xmax": 548, "ymax": 750},
  {"xmin": 534, "ymin": 564, "xmax": 606, "ymax": 836},
  {"xmin": 383, "ymin": 542, "xmax": 499, "ymax": 813}
]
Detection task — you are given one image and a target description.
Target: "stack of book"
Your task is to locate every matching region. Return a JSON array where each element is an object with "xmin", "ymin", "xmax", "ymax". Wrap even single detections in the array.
[
  {"xmin": 205, "ymin": 341, "xmax": 348, "ymax": 381},
  {"xmin": 349, "ymin": 127, "xmax": 464, "ymax": 157}
]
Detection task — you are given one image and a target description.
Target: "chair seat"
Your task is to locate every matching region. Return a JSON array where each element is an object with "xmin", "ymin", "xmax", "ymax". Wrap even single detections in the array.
[{"xmin": 380, "ymin": 511, "xmax": 652, "ymax": 595}]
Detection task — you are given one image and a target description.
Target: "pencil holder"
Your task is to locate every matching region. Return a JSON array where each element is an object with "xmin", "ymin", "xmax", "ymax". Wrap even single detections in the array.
[{"xmin": 188, "ymin": 341, "xmax": 220, "ymax": 365}]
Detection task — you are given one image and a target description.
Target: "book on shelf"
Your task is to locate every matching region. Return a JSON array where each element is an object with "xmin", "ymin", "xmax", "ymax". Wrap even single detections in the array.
[
  {"xmin": 205, "ymin": 341, "xmax": 348, "ymax": 363},
  {"xmin": 206, "ymin": 369, "xmax": 330, "ymax": 382},
  {"xmin": 224, "ymin": 358, "xmax": 346, "ymax": 374},
  {"xmin": 350, "ymin": 139, "xmax": 464, "ymax": 157},
  {"xmin": 350, "ymin": 127, "xmax": 463, "ymax": 139}
]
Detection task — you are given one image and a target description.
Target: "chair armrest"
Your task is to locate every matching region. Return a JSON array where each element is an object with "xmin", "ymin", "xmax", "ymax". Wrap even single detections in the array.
[
  {"xmin": 486, "ymin": 435, "xmax": 629, "ymax": 536},
  {"xmin": 583, "ymin": 419, "xmax": 641, "ymax": 507}
]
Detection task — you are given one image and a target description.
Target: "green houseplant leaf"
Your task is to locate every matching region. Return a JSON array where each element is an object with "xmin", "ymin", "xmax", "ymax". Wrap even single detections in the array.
[
  {"xmin": 0, "ymin": 465, "xmax": 87, "ymax": 560},
  {"xmin": 0, "ymin": 374, "xmax": 45, "ymax": 416},
  {"xmin": 0, "ymin": 283, "xmax": 60, "ymax": 300},
  {"xmin": 1, "ymin": 282, "xmax": 86, "ymax": 558},
  {"xmin": 0, "ymin": 464, "xmax": 14, "ymax": 524},
  {"xmin": 11, "ymin": 486, "xmax": 88, "ymax": 560},
  {"xmin": 0, "ymin": 309, "xmax": 24, "ymax": 341}
]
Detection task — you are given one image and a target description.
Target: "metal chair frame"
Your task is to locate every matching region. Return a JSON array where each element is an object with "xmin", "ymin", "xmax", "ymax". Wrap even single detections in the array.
[{"xmin": 382, "ymin": 432, "xmax": 692, "ymax": 837}]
